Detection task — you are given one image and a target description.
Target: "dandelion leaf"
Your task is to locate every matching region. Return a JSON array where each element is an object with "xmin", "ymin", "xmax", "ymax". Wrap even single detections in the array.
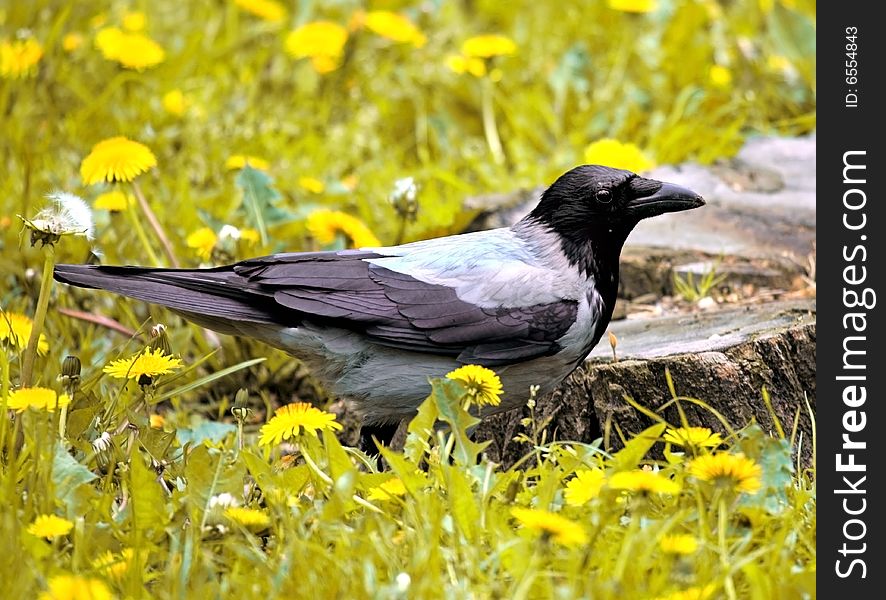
[
  {"xmin": 184, "ymin": 444, "xmax": 246, "ymax": 525},
  {"xmin": 610, "ymin": 422, "xmax": 667, "ymax": 471},
  {"xmin": 130, "ymin": 452, "xmax": 170, "ymax": 537},
  {"xmin": 52, "ymin": 446, "xmax": 98, "ymax": 514},
  {"xmin": 404, "ymin": 392, "xmax": 439, "ymax": 464},
  {"xmin": 430, "ymin": 378, "xmax": 490, "ymax": 466},
  {"xmin": 176, "ymin": 421, "xmax": 236, "ymax": 447},
  {"xmin": 235, "ymin": 165, "xmax": 289, "ymax": 246}
]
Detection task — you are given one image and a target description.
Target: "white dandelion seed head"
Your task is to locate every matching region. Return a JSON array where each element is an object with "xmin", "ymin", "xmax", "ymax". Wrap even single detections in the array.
[
  {"xmin": 218, "ymin": 225, "xmax": 241, "ymax": 241},
  {"xmin": 92, "ymin": 431, "xmax": 112, "ymax": 453},
  {"xmin": 208, "ymin": 492, "xmax": 238, "ymax": 509},
  {"xmin": 390, "ymin": 177, "xmax": 417, "ymax": 203},
  {"xmin": 33, "ymin": 191, "xmax": 95, "ymax": 240}
]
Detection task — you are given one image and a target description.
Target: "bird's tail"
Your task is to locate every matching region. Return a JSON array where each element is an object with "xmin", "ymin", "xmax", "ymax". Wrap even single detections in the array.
[{"xmin": 54, "ymin": 264, "xmax": 282, "ymax": 326}]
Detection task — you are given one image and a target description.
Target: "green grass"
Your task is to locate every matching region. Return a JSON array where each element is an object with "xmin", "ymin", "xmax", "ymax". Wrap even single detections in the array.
[{"xmin": 1, "ymin": 0, "xmax": 815, "ymax": 597}]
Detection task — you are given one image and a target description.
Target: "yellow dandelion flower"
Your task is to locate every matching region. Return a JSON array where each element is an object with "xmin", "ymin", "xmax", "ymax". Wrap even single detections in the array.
[
  {"xmin": 688, "ymin": 453, "xmax": 762, "ymax": 494},
  {"xmin": 654, "ymin": 585, "xmax": 717, "ymax": 600},
  {"xmin": 7, "ymin": 388, "xmax": 70, "ymax": 413},
  {"xmin": 239, "ymin": 228, "xmax": 261, "ymax": 244},
  {"xmin": 235, "ymin": 0, "xmax": 287, "ymax": 23},
  {"xmin": 95, "ymin": 27, "xmax": 164, "ymax": 70},
  {"xmin": 1, "ymin": 38, "xmax": 44, "ymax": 79},
  {"xmin": 285, "ymin": 21, "xmax": 348, "ymax": 74},
  {"xmin": 445, "ymin": 54, "xmax": 486, "ymax": 78},
  {"xmin": 609, "ymin": 470, "xmax": 681, "ymax": 495},
  {"xmin": 367, "ymin": 477, "xmax": 407, "ymax": 501},
  {"xmin": 80, "ymin": 136, "xmax": 157, "ymax": 185},
  {"xmin": 92, "ymin": 548, "xmax": 134, "ymax": 581},
  {"xmin": 584, "ymin": 138, "xmax": 654, "ymax": 173},
  {"xmin": 149, "ymin": 413, "xmax": 166, "ymax": 429},
  {"xmin": 445, "ymin": 364, "xmax": 503, "ymax": 407},
  {"xmin": 103, "ymin": 347, "xmax": 183, "ymax": 381},
  {"xmin": 608, "ymin": 0, "xmax": 659, "ymax": 13},
  {"xmin": 306, "ymin": 209, "xmax": 381, "ymax": 248},
  {"xmin": 1, "ymin": 310, "xmax": 49, "ymax": 354},
  {"xmin": 511, "ymin": 507, "xmax": 588, "ymax": 547},
  {"xmin": 709, "ymin": 64, "xmax": 733, "ymax": 88},
  {"xmin": 461, "ymin": 34, "xmax": 516, "ymax": 59},
  {"xmin": 93, "ymin": 190, "xmax": 132, "ymax": 212},
  {"xmin": 258, "ymin": 402, "xmax": 343, "ymax": 446},
  {"xmin": 663, "ymin": 426, "xmax": 723, "ymax": 449},
  {"xmin": 225, "ymin": 154, "xmax": 270, "ymax": 171},
  {"xmin": 162, "ymin": 89, "xmax": 188, "ymax": 116},
  {"xmin": 298, "ymin": 176, "xmax": 325, "ymax": 194},
  {"xmin": 364, "ymin": 11, "xmax": 427, "ymax": 48},
  {"xmin": 27, "ymin": 514, "xmax": 74, "ymax": 539},
  {"xmin": 122, "ymin": 11, "xmax": 147, "ymax": 32},
  {"xmin": 38, "ymin": 575, "xmax": 112, "ymax": 600},
  {"xmin": 225, "ymin": 506, "xmax": 271, "ymax": 529},
  {"xmin": 186, "ymin": 227, "xmax": 218, "ymax": 260},
  {"xmin": 564, "ymin": 468, "xmax": 606, "ymax": 506},
  {"xmin": 62, "ymin": 33, "xmax": 84, "ymax": 53},
  {"xmin": 659, "ymin": 533, "xmax": 698, "ymax": 555}
]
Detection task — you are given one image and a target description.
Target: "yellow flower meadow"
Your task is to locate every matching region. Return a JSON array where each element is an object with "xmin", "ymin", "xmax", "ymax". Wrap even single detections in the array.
[
  {"xmin": 103, "ymin": 347, "xmax": 183, "ymax": 381},
  {"xmin": 306, "ymin": 209, "xmax": 381, "ymax": 248},
  {"xmin": 95, "ymin": 27, "xmax": 165, "ymax": 70},
  {"xmin": 27, "ymin": 514, "xmax": 74, "ymax": 539},
  {"xmin": 92, "ymin": 548, "xmax": 134, "ymax": 581},
  {"xmin": 608, "ymin": 469, "xmax": 681, "ymax": 495},
  {"xmin": 225, "ymin": 506, "xmax": 271, "ymax": 529},
  {"xmin": 225, "ymin": 154, "xmax": 270, "ymax": 171},
  {"xmin": 38, "ymin": 575, "xmax": 112, "ymax": 600},
  {"xmin": 259, "ymin": 402, "xmax": 343, "ymax": 446},
  {"xmin": 584, "ymin": 138, "xmax": 654, "ymax": 173},
  {"xmin": 364, "ymin": 11, "xmax": 427, "ymax": 47},
  {"xmin": 511, "ymin": 507, "xmax": 588, "ymax": 547},
  {"xmin": 659, "ymin": 533, "xmax": 698, "ymax": 555},
  {"xmin": 654, "ymin": 585, "xmax": 717, "ymax": 600},
  {"xmin": 608, "ymin": 0, "xmax": 659, "ymax": 13},
  {"xmin": 1, "ymin": 310, "xmax": 49, "ymax": 354},
  {"xmin": 445, "ymin": 55, "xmax": 486, "ymax": 78},
  {"xmin": 564, "ymin": 468, "xmax": 606, "ymax": 506},
  {"xmin": 187, "ymin": 227, "xmax": 218, "ymax": 260},
  {"xmin": 709, "ymin": 64, "xmax": 733, "ymax": 88},
  {"xmin": 93, "ymin": 190, "xmax": 132, "ymax": 212},
  {"xmin": 445, "ymin": 364, "xmax": 503, "ymax": 407},
  {"xmin": 688, "ymin": 453, "xmax": 762, "ymax": 494},
  {"xmin": 663, "ymin": 426, "xmax": 723, "ymax": 449},
  {"xmin": 122, "ymin": 11, "xmax": 147, "ymax": 32},
  {"xmin": 62, "ymin": 33, "xmax": 84, "ymax": 53},
  {"xmin": 367, "ymin": 477, "xmax": 407, "ymax": 501},
  {"xmin": 80, "ymin": 136, "xmax": 158, "ymax": 184},
  {"xmin": 285, "ymin": 21, "xmax": 349, "ymax": 74},
  {"xmin": 162, "ymin": 89, "xmax": 188, "ymax": 116},
  {"xmin": 298, "ymin": 176, "xmax": 326, "ymax": 194},
  {"xmin": 7, "ymin": 387, "xmax": 71, "ymax": 412},
  {"xmin": 461, "ymin": 34, "xmax": 516, "ymax": 58},
  {"xmin": 235, "ymin": 0, "xmax": 287, "ymax": 23},
  {"xmin": 0, "ymin": 38, "xmax": 43, "ymax": 79}
]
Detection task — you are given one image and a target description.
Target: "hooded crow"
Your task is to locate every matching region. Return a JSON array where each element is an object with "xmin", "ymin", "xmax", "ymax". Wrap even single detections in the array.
[{"xmin": 54, "ymin": 165, "xmax": 704, "ymax": 449}]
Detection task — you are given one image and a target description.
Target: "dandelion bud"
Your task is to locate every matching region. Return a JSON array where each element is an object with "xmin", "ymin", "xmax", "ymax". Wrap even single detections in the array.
[
  {"xmin": 59, "ymin": 355, "xmax": 82, "ymax": 386},
  {"xmin": 232, "ymin": 388, "xmax": 251, "ymax": 422},
  {"xmin": 149, "ymin": 323, "xmax": 172, "ymax": 356}
]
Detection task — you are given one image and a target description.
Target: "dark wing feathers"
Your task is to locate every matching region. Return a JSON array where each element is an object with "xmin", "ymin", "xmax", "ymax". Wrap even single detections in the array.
[{"xmin": 56, "ymin": 250, "xmax": 578, "ymax": 365}]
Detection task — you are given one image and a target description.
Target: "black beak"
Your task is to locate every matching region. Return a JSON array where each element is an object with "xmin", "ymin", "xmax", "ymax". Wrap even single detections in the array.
[{"xmin": 625, "ymin": 180, "xmax": 705, "ymax": 220}]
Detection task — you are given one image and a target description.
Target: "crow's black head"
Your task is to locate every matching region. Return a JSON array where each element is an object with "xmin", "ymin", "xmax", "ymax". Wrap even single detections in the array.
[
  {"xmin": 528, "ymin": 165, "xmax": 704, "ymax": 234},
  {"xmin": 523, "ymin": 164, "xmax": 704, "ymax": 279}
]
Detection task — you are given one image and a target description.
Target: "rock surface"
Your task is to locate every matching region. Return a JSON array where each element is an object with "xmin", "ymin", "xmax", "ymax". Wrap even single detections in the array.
[{"xmin": 475, "ymin": 300, "xmax": 816, "ymax": 467}]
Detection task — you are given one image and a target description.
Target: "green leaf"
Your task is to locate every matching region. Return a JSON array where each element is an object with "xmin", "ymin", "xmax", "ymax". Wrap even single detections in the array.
[
  {"xmin": 52, "ymin": 445, "xmax": 98, "ymax": 514},
  {"xmin": 185, "ymin": 445, "xmax": 246, "ymax": 527},
  {"xmin": 176, "ymin": 421, "xmax": 236, "ymax": 447},
  {"xmin": 430, "ymin": 378, "xmax": 490, "ymax": 466},
  {"xmin": 324, "ymin": 428, "xmax": 355, "ymax": 482},
  {"xmin": 445, "ymin": 466, "xmax": 479, "ymax": 542},
  {"xmin": 235, "ymin": 165, "xmax": 283, "ymax": 246},
  {"xmin": 130, "ymin": 452, "xmax": 170, "ymax": 537},
  {"xmin": 403, "ymin": 392, "xmax": 439, "ymax": 464},
  {"xmin": 610, "ymin": 422, "xmax": 667, "ymax": 471}
]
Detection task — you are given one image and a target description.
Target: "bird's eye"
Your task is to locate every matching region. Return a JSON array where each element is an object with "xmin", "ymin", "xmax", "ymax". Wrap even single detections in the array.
[{"xmin": 595, "ymin": 189, "xmax": 612, "ymax": 204}]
